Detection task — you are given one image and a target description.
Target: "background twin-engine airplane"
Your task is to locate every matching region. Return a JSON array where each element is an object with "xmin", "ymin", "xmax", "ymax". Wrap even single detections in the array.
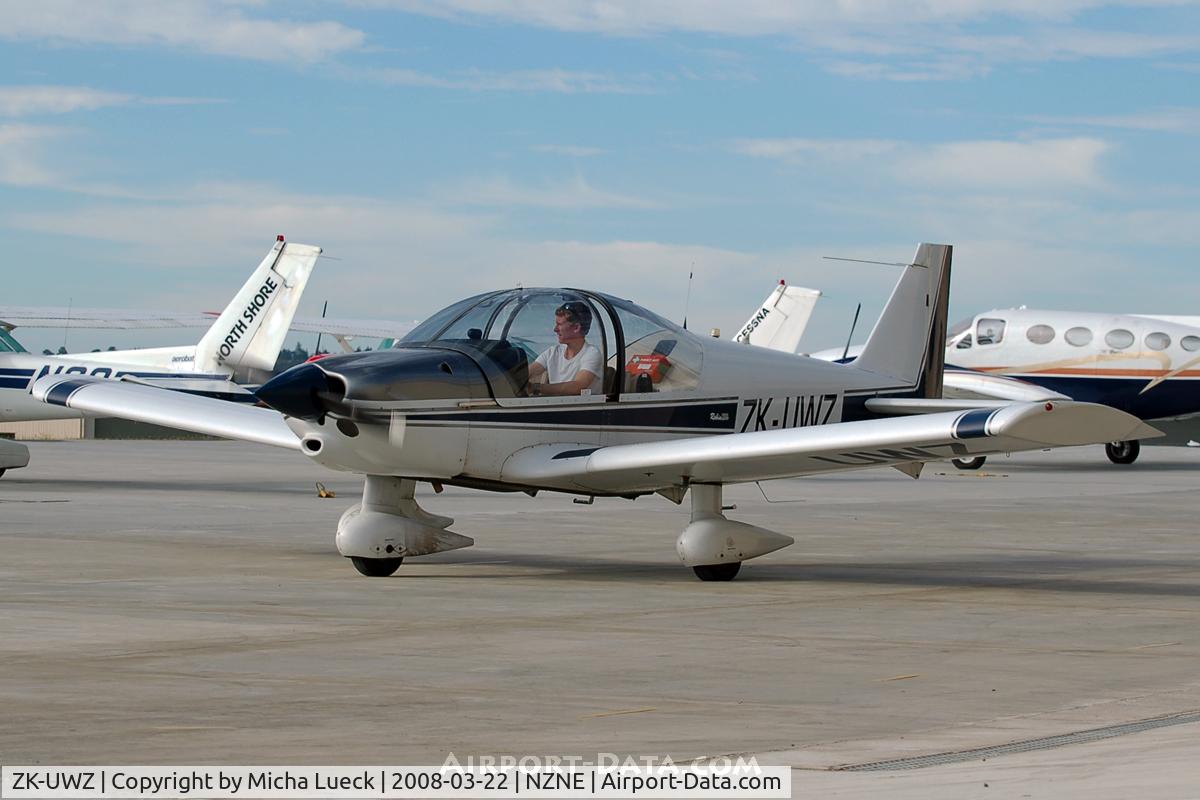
[
  {"xmin": 29, "ymin": 243, "xmax": 1155, "ymax": 581},
  {"xmin": 786, "ymin": 302, "xmax": 1200, "ymax": 469}
]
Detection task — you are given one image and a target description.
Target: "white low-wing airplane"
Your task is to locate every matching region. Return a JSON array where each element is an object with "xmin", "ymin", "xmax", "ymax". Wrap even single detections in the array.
[
  {"xmin": 0, "ymin": 237, "xmax": 321, "ymax": 476},
  {"xmin": 29, "ymin": 244, "xmax": 1157, "ymax": 580}
]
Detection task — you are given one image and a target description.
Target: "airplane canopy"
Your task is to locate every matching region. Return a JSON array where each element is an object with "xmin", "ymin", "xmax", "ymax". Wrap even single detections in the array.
[{"xmin": 397, "ymin": 288, "xmax": 705, "ymax": 397}]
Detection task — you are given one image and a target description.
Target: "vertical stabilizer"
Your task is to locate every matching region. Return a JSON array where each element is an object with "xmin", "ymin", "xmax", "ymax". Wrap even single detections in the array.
[
  {"xmin": 852, "ymin": 243, "xmax": 951, "ymax": 396},
  {"xmin": 194, "ymin": 239, "xmax": 322, "ymax": 373},
  {"xmin": 734, "ymin": 282, "xmax": 822, "ymax": 354}
]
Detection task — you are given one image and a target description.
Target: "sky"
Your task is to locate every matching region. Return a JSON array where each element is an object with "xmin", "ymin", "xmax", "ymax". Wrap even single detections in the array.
[{"xmin": 2, "ymin": 0, "xmax": 1199, "ymax": 355}]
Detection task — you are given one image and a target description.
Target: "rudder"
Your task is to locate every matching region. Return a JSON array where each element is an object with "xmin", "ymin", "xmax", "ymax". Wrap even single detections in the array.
[{"xmin": 851, "ymin": 243, "xmax": 951, "ymax": 397}]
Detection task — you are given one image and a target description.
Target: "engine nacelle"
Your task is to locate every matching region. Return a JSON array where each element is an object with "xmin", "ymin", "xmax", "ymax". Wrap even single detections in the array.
[{"xmin": 675, "ymin": 517, "xmax": 793, "ymax": 567}]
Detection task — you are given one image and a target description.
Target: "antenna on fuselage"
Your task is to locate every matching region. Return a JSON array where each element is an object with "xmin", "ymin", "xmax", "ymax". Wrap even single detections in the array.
[
  {"xmin": 61, "ymin": 296, "xmax": 73, "ymax": 353},
  {"xmin": 841, "ymin": 303, "xmax": 862, "ymax": 361},
  {"xmin": 314, "ymin": 300, "xmax": 328, "ymax": 355},
  {"xmin": 682, "ymin": 267, "xmax": 694, "ymax": 330},
  {"xmin": 823, "ymin": 256, "xmax": 911, "ymax": 268}
]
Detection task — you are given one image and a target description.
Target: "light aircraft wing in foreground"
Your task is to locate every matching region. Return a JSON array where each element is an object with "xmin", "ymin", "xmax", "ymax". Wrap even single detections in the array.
[{"xmin": 31, "ymin": 243, "xmax": 1158, "ymax": 580}]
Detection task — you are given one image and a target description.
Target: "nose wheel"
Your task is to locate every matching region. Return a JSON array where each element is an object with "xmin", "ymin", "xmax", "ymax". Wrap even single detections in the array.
[{"xmin": 951, "ymin": 455, "xmax": 986, "ymax": 470}]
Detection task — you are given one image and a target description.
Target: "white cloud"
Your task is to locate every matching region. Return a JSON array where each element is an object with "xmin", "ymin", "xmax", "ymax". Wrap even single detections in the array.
[
  {"xmin": 1026, "ymin": 107, "xmax": 1200, "ymax": 133},
  {"xmin": 375, "ymin": 1, "xmax": 1188, "ymax": 36},
  {"xmin": 361, "ymin": 66, "xmax": 655, "ymax": 93},
  {"xmin": 369, "ymin": 1, "xmax": 1200, "ymax": 82},
  {"xmin": 734, "ymin": 136, "xmax": 1111, "ymax": 190},
  {"xmin": 435, "ymin": 174, "xmax": 660, "ymax": 209},
  {"xmin": 0, "ymin": 85, "xmax": 222, "ymax": 117},
  {"xmin": 532, "ymin": 144, "xmax": 608, "ymax": 157},
  {"xmin": 896, "ymin": 137, "xmax": 1110, "ymax": 189},
  {"xmin": 0, "ymin": 86, "xmax": 132, "ymax": 116},
  {"xmin": 0, "ymin": 124, "xmax": 69, "ymax": 187},
  {"xmin": 733, "ymin": 138, "xmax": 900, "ymax": 163},
  {"xmin": 1, "ymin": 0, "xmax": 365, "ymax": 63},
  {"xmin": 379, "ymin": 1, "xmax": 1199, "ymax": 36},
  {"xmin": 822, "ymin": 57, "xmax": 992, "ymax": 81}
]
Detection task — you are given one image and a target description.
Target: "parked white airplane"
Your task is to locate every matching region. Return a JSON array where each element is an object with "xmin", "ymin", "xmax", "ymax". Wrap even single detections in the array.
[
  {"xmin": 797, "ymin": 304, "xmax": 1200, "ymax": 468},
  {"xmin": 937, "ymin": 308, "xmax": 1200, "ymax": 466},
  {"xmin": 30, "ymin": 243, "xmax": 1156, "ymax": 580},
  {"xmin": 732, "ymin": 281, "xmax": 821, "ymax": 352},
  {"xmin": 0, "ymin": 237, "xmax": 321, "ymax": 475}
]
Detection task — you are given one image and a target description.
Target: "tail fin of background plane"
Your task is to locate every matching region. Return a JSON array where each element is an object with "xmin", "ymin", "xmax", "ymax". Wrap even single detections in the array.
[
  {"xmin": 852, "ymin": 243, "xmax": 951, "ymax": 397},
  {"xmin": 194, "ymin": 238, "xmax": 322, "ymax": 374},
  {"xmin": 734, "ymin": 281, "xmax": 821, "ymax": 353}
]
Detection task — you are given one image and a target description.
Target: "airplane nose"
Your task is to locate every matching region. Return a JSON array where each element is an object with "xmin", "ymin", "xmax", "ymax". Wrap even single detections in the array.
[{"xmin": 255, "ymin": 362, "xmax": 345, "ymax": 420}]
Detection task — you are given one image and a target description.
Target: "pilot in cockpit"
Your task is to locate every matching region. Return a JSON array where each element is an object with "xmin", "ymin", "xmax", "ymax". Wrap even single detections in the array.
[{"xmin": 527, "ymin": 301, "xmax": 604, "ymax": 397}]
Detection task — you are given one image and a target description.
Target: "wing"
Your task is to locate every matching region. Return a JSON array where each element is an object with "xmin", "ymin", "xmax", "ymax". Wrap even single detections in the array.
[
  {"xmin": 501, "ymin": 401, "xmax": 1160, "ymax": 494},
  {"xmin": 30, "ymin": 375, "xmax": 299, "ymax": 450},
  {"xmin": 0, "ymin": 307, "xmax": 213, "ymax": 330},
  {"xmin": 0, "ymin": 307, "xmax": 413, "ymax": 339},
  {"xmin": 283, "ymin": 316, "xmax": 415, "ymax": 339}
]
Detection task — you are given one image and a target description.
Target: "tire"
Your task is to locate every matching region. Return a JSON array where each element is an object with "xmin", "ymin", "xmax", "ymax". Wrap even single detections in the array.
[
  {"xmin": 692, "ymin": 562, "xmax": 741, "ymax": 582},
  {"xmin": 1105, "ymin": 440, "xmax": 1140, "ymax": 465},
  {"xmin": 349, "ymin": 556, "xmax": 404, "ymax": 577},
  {"xmin": 952, "ymin": 456, "xmax": 986, "ymax": 470}
]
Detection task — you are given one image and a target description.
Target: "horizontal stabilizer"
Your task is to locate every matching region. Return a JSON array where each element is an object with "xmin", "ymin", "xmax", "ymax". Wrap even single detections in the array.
[
  {"xmin": 865, "ymin": 397, "xmax": 1008, "ymax": 415},
  {"xmin": 31, "ymin": 375, "xmax": 300, "ymax": 449},
  {"xmin": 943, "ymin": 369, "xmax": 1070, "ymax": 402}
]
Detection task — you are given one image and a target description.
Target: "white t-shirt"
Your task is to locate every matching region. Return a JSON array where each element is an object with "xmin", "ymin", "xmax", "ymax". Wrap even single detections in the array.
[{"xmin": 534, "ymin": 342, "xmax": 604, "ymax": 395}]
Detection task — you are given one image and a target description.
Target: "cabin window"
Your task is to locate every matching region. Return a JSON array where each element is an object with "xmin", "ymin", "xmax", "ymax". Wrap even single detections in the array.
[
  {"xmin": 1182, "ymin": 335, "xmax": 1200, "ymax": 352},
  {"xmin": 1145, "ymin": 332, "xmax": 1171, "ymax": 351},
  {"xmin": 1105, "ymin": 329, "xmax": 1134, "ymax": 350},
  {"xmin": 500, "ymin": 292, "xmax": 608, "ymax": 397},
  {"xmin": 1064, "ymin": 326, "xmax": 1093, "ymax": 347},
  {"xmin": 399, "ymin": 292, "xmax": 498, "ymax": 344},
  {"xmin": 0, "ymin": 329, "xmax": 25, "ymax": 353},
  {"xmin": 955, "ymin": 333, "xmax": 973, "ymax": 350},
  {"xmin": 975, "ymin": 318, "xmax": 1006, "ymax": 346},
  {"xmin": 605, "ymin": 296, "xmax": 702, "ymax": 393},
  {"xmin": 1026, "ymin": 324, "xmax": 1055, "ymax": 345}
]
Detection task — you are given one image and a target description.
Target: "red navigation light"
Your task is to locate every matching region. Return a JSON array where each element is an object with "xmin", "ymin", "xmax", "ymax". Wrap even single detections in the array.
[
  {"xmin": 277, "ymin": 234, "xmax": 285, "ymax": 242},
  {"xmin": 1045, "ymin": 403, "xmax": 1054, "ymax": 411},
  {"xmin": 779, "ymin": 279, "xmax": 786, "ymax": 285}
]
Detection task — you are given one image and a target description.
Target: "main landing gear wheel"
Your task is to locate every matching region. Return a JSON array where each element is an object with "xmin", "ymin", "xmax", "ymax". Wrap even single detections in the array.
[
  {"xmin": 692, "ymin": 562, "xmax": 742, "ymax": 582},
  {"xmin": 350, "ymin": 556, "xmax": 404, "ymax": 577},
  {"xmin": 1105, "ymin": 440, "xmax": 1140, "ymax": 465},
  {"xmin": 952, "ymin": 456, "xmax": 986, "ymax": 470}
]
